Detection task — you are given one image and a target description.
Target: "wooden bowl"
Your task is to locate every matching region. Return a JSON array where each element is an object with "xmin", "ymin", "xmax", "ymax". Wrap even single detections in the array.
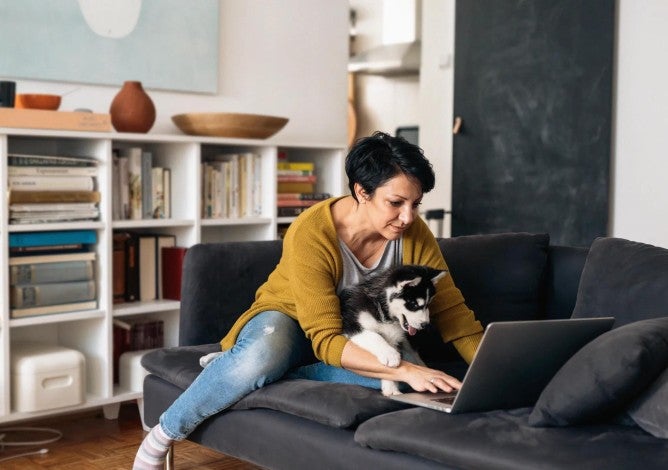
[
  {"xmin": 172, "ymin": 112, "xmax": 289, "ymax": 139},
  {"xmin": 15, "ymin": 94, "xmax": 62, "ymax": 110}
]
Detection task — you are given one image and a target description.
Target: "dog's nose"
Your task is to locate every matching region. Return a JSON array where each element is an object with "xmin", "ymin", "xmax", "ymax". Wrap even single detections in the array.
[{"xmin": 418, "ymin": 321, "xmax": 429, "ymax": 330}]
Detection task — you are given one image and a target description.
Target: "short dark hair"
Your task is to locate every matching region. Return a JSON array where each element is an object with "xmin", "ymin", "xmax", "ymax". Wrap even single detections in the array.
[{"xmin": 345, "ymin": 131, "xmax": 435, "ymax": 201}]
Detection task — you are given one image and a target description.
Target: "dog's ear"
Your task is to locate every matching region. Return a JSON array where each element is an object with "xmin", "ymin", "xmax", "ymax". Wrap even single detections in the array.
[
  {"xmin": 396, "ymin": 276, "xmax": 422, "ymax": 289},
  {"xmin": 430, "ymin": 269, "xmax": 448, "ymax": 286}
]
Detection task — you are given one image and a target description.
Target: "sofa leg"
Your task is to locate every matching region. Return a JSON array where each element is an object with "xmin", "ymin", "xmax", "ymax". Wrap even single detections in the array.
[{"xmin": 165, "ymin": 444, "xmax": 174, "ymax": 470}]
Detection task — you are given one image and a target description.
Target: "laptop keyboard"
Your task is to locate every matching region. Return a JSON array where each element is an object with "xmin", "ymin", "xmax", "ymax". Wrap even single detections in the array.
[{"xmin": 431, "ymin": 392, "xmax": 458, "ymax": 404}]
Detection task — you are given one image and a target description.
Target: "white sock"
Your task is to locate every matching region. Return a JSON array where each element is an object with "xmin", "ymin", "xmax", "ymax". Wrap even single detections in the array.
[{"xmin": 133, "ymin": 424, "xmax": 173, "ymax": 470}]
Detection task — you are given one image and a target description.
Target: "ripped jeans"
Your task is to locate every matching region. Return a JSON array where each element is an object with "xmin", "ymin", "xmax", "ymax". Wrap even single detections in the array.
[{"xmin": 160, "ymin": 310, "xmax": 380, "ymax": 440}]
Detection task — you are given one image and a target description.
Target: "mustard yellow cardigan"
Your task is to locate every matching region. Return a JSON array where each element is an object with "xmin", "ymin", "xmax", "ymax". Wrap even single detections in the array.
[{"xmin": 220, "ymin": 197, "xmax": 484, "ymax": 367}]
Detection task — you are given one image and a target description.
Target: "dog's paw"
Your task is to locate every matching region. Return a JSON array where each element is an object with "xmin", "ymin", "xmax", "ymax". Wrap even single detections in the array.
[
  {"xmin": 376, "ymin": 347, "xmax": 401, "ymax": 368},
  {"xmin": 381, "ymin": 380, "xmax": 401, "ymax": 396}
]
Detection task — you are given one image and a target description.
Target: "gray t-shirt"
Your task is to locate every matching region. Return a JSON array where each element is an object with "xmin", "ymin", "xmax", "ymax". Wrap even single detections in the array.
[{"xmin": 337, "ymin": 237, "xmax": 403, "ymax": 294}]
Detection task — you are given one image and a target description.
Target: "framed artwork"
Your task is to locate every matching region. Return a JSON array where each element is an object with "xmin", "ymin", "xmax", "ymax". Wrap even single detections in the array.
[{"xmin": 0, "ymin": 0, "xmax": 219, "ymax": 93}]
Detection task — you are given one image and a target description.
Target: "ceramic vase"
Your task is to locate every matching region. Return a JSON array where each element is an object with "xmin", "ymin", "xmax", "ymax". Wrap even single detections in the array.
[{"xmin": 109, "ymin": 81, "xmax": 156, "ymax": 133}]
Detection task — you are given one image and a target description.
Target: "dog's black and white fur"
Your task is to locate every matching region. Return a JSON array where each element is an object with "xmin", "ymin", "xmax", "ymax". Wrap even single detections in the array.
[{"xmin": 340, "ymin": 264, "xmax": 447, "ymax": 396}]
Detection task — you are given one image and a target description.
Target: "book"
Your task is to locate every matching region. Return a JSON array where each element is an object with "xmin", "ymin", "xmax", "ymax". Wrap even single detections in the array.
[
  {"xmin": 124, "ymin": 232, "xmax": 140, "ymax": 302},
  {"xmin": 141, "ymin": 151, "xmax": 153, "ymax": 219},
  {"xmin": 9, "ymin": 252, "xmax": 96, "ymax": 285},
  {"xmin": 112, "ymin": 151, "xmax": 121, "ymax": 220},
  {"xmin": 112, "ymin": 232, "xmax": 130, "ymax": 303},
  {"xmin": 0, "ymin": 108, "xmax": 112, "ymax": 132},
  {"xmin": 8, "ymin": 153, "xmax": 98, "ymax": 167},
  {"xmin": 277, "ymin": 192, "xmax": 331, "ymax": 200},
  {"xmin": 151, "ymin": 167, "xmax": 165, "ymax": 218},
  {"xmin": 8, "ymin": 229, "xmax": 97, "ymax": 248},
  {"xmin": 163, "ymin": 168, "xmax": 172, "ymax": 218},
  {"xmin": 156, "ymin": 234, "xmax": 176, "ymax": 299},
  {"xmin": 126, "ymin": 147, "xmax": 143, "ymax": 220},
  {"xmin": 277, "ymin": 161, "xmax": 315, "ymax": 171},
  {"xmin": 277, "ymin": 206, "xmax": 312, "ymax": 217},
  {"xmin": 11, "ymin": 280, "xmax": 96, "ymax": 308},
  {"xmin": 277, "ymin": 169, "xmax": 313, "ymax": 176},
  {"xmin": 10, "ymin": 300, "xmax": 97, "ymax": 319},
  {"xmin": 8, "ymin": 190, "xmax": 101, "ymax": 204},
  {"xmin": 276, "ymin": 199, "xmax": 321, "ymax": 208},
  {"xmin": 276, "ymin": 174, "xmax": 317, "ymax": 184},
  {"xmin": 138, "ymin": 234, "xmax": 157, "ymax": 301},
  {"xmin": 8, "ymin": 251, "xmax": 96, "ymax": 265},
  {"xmin": 9, "ymin": 259, "xmax": 95, "ymax": 285},
  {"xmin": 10, "ymin": 209, "xmax": 100, "ymax": 224},
  {"xmin": 8, "ymin": 166, "xmax": 99, "ymax": 177},
  {"xmin": 277, "ymin": 182, "xmax": 316, "ymax": 193},
  {"xmin": 118, "ymin": 153, "xmax": 130, "ymax": 219},
  {"xmin": 162, "ymin": 246, "xmax": 188, "ymax": 301},
  {"xmin": 10, "ymin": 244, "xmax": 87, "ymax": 256},
  {"xmin": 252, "ymin": 153, "xmax": 262, "ymax": 216},
  {"xmin": 113, "ymin": 319, "xmax": 132, "ymax": 383},
  {"xmin": 8, "ymin": 175, "xmax": 96, "ymax": 191}
]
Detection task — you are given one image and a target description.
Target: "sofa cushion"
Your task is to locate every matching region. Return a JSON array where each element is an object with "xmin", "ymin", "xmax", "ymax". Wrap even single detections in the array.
[
  {"xmin": 141, "ymin": 343, "xmax": 220, "ymax": 390},
  {"xmin": 231, "ymin": 379, "xmax": 410, "ymax": 429},
  {"xmin": 437, "ymin": 232, "xmax": 550, "ymax": 326},
  {"xmin": 529, "ymin": 317, "xmax": 668, "ymax": 427},
  {"xmin": 572, "ymin": 237, "xmax": 668, "ymax": 326},
  {"xmin": 355, "ymin": 406, "xmax": 668, "ymax": 469},
  {"xmin": 627, "ymin": 367, "xmax": 668, "ymax": 439}
]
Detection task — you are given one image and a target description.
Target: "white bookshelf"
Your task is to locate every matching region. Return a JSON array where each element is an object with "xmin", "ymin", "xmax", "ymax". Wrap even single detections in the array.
[{"xmin": 0, "ymin": 128, "xmax": 345, "ymax": 423}]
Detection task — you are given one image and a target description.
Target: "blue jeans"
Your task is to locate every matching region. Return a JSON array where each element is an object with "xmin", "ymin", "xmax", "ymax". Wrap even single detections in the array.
[{"xmin": 160, "ymin": 310, "xmax": 380, "ymax": 440}]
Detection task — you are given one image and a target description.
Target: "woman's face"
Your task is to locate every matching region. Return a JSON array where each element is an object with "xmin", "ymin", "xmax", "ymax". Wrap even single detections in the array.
[{"xmin": 362, "ymin": 173, "xmax": 423, "ymax": 240}]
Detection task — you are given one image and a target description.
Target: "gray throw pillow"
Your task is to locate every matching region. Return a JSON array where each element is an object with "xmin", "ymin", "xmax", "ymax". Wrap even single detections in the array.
[
  {"xmin": 528, "ymin": 317, "xmax": 668, "ymax": 427},
  {"xmin": 232, "ymin": 379, "xmax": 410, "ymax": 429},
  {"xmin": 572, "ymin": 237, "xmax": 668, "ymax": 326},
  {"xmin": 627, "ymin": 367, "xmax": 668, "ymax": 438}
]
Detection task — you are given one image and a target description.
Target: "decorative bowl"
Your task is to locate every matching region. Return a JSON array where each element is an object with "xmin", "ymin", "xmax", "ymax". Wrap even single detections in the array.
[
  {"xmin": 15, "ymin": 94, "xmax": 62, "ymax": 110},
  {"xmin": 171, "ymin": 112, "xmax": 289, "ymax": 139}
]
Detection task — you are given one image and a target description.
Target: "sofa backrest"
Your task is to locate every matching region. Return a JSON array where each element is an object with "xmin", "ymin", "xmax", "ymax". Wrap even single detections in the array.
[
  {"xmin": 179, "ymin": 239, "xmax": 283, "ymax": 346},
  {"xmin": 178, "ymin": 233, "xmax": 589, "ymax": 346}
]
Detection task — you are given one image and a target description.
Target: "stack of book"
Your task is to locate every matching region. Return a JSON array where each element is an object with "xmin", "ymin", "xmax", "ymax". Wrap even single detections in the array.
[
  {"xmin": 7, "ymin": 153, "xmax": 101, "ymax": 224},
  {"xmin": 113, "ymin": 231, "xmax": 183, "ymax": 303},
  {"xmin": 112, "ymin": 147, "xmax": 171, "ymax": 220},
  {"xmin": 276, "ymin": 160, "xmax": 330, "ymax": 217},
  {"xmin": 201, "ymin": 152, "xmax": 262, "ymax": 219},
  {"xmin": 8, "ymin": 230, "xmax": 98, "ymax": 318}
]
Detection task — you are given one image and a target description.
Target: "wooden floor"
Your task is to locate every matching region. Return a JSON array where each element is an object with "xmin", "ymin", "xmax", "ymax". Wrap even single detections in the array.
[{"xmin": 0, "ymin": 403, "xmax": 261, "ymax": 469}]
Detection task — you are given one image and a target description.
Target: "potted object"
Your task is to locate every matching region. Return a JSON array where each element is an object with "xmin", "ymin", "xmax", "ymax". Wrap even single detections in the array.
[{"xmin": 110, "ymin": 81, "xmax": 156, "ymax": 133}]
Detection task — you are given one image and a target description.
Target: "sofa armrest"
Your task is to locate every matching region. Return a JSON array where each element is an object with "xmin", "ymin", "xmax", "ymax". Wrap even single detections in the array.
[{"xmin": 178, "ymin": 240, "xmax": 283, "ymax": 346}]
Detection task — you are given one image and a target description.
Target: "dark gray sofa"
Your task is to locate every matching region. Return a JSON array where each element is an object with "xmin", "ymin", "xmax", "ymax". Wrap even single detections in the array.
[{"xmin": 142, "ymin": 232, "xmax": 668, "ymax": 469}]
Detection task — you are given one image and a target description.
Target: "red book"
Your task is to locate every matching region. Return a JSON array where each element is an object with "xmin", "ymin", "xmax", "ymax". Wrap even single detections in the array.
[{"xmin": 162, "ymin": 246, "xmax": 188, "ymax": 300}]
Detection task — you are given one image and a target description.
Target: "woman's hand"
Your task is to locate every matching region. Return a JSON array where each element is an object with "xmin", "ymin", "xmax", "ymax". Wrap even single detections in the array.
[
  {"xmin": 341, "ymin": 341, "xmax": 461, "ymax": 393},
  {"xmin": 395, "ymin": 361, "xmax": 461, "ymax": 393}
]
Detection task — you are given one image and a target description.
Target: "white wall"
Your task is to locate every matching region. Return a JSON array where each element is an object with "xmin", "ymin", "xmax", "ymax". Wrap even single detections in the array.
[
  {"xmin": 419, "ymin": 0, "xmax": 668, "ymax": 247},
  {"xmin": 612, "ymin": 1, "xmax": 668, "ymax": 248},
  {"xmin": 1, "ymin": 0, "xmax": 349, "ymax": 145}
]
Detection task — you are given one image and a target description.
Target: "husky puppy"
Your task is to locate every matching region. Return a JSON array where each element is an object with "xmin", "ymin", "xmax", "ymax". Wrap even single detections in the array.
[{"xmin": 340, "ymin": 264, "xmax": 447, "ymax": 396}]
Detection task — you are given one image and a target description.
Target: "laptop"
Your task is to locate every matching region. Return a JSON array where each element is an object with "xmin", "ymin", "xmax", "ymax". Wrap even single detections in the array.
[{"xmin": 389, "ymin": 317, "xmax": 614, "ymax": 413}]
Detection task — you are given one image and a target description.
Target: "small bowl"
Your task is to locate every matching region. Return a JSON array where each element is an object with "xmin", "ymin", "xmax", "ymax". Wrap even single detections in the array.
[{"xmin": 15, "ymin": 94, "xmax": 62, "ymax": 110}]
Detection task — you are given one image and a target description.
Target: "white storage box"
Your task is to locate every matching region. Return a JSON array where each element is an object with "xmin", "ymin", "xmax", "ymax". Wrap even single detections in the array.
[
  {"xmin": 11, "ymin": 343, "xmax": 85, "ymax": 412},
  {"xmin": 119, "ymin": 349, "xmax": 154, "ymax": 391}
]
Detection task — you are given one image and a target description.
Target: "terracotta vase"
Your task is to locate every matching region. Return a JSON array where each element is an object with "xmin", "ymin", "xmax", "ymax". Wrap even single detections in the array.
[{"xmin": 109, "ymin": 81, "xmax": 156, "ymax": 133}]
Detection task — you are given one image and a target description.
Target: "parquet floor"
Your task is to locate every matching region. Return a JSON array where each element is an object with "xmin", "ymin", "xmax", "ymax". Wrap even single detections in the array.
[{"xmin": 0, "ymin": 403, "xmax": 261, "ymax": 469}]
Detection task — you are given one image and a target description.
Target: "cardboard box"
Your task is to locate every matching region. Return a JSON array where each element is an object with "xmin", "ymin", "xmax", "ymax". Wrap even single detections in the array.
[{"xmin": 11, "ymin": 343, "xmax": 85, "ymax": 412}]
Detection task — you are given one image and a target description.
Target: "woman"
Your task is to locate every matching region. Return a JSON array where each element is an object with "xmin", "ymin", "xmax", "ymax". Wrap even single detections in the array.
[{"xmin": 134, "ymin": 132, "xmax": 483, "ymax": 469}]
